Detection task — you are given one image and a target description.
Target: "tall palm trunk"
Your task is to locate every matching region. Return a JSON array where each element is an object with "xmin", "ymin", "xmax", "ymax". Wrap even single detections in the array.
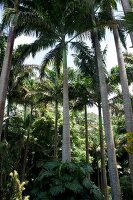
[
  {"xmin": 98, "ymin": 102, "xmax": 108, "ymax": 200},
  {"xmin": 121, "ymin": 0, "xmax": 133, "ymax": 46},
  {"xmin": 85, "ymin": 104, "xmax": 89, "ymax": 164},
  {"xmin": 93, "ymin": 32, "xmax": 122, "ymax": 200},
  {"xmin": 113, "ymin": 24, "xmax": 133, "ymax": 191},
  {"xmin": 0, "ymin": 26, "xmax": 16, "ymax": 140},
  {"xmin": 62, "ymin": 43, "xmax": 71, "ymax": 162},
  {"xmin": 54, "ymin": 100, "xmax": 58, "ymax": 160}
]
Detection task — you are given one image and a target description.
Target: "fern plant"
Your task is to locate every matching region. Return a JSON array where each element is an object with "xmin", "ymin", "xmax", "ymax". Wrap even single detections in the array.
[{"xmin": 31, "ymin": 161, "xmax": 103, "ymax": 200}]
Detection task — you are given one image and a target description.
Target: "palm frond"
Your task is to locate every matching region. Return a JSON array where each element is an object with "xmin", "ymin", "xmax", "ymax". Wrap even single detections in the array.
[
  {"xmin": 41, "ymin": 43, "xmax": 62, "ymax": 77},
  {"xmin": 14, "ymin": 35, "xmax": 57, "ymax": 64}
]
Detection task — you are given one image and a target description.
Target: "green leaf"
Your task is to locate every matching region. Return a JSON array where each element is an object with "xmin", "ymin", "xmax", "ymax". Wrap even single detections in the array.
[
  {"xmin": 38, "ymin": 192, "xmax": 50, "ymax": 200},
  {"xmin": 37, "ymin": 170, "xmax": 54, "ymax": 181},
  {"xmin": 82, "ymin": 178, "xmax": 92, "ymax": 189},
  {"xmin": 43, "ymin": 161, "xmax": 60, "ymax": 170},
  {"xmin": 65, "ymin": 179, "xmax": 83, "ymax": 193},
  {"xmin": 49, "ymin": 185, "xmax": 65, "ymax": 196}
]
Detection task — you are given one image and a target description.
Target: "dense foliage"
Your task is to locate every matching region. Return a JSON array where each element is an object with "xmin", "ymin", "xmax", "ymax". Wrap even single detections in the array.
[
  {"xmin": 0, "ymin": 0, "xmax": 133, "ymax": 200},
  {"xmin": 31, "ymin": 161, "xmax": 103, "ymax": 200}
]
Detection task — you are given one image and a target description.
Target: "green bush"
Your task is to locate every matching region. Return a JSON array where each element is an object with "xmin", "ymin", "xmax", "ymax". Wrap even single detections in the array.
[
  {"xmin": 120, "ymin": 176, "xmax": 133, "ymax": 200},
  {"xmin": 31, "ymin": 161, "xmax": 103, "ymax": 200}
]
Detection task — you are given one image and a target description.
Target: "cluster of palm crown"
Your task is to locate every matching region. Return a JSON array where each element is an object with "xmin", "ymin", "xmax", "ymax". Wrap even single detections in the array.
[{"xmin": 0, "ymin": 0, "xmax": 133, "ymax": 200}]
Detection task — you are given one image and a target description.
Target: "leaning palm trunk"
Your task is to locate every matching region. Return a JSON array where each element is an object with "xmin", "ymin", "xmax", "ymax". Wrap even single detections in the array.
[
  {"xmin": 98, "ymin": 102, "xmax": 108, "ymax": 200},
  {"xmin": 121, "ymin": 0, "xmax": 133, "ymax": 46},
  {"xmin": 93, "ymin": 31, "xmax": 122, "ymax": 200},
  {"xmin": 0, "ymin": 26, "xmax": 16, "ymax": 140},
  {"xmin": 62, "ymin": 44, "xmax": 71, "ymax": 162},
  {"xmin": 113, "ymin": 24, "xmax": 133, "ymax": 191}
]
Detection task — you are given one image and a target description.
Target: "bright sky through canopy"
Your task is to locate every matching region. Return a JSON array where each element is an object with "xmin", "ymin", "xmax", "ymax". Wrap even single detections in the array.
[
  {"xmin": 0, "ymin": 3, "xmax": 133, "ymax": 72},
  {"xmin": 0, "ymin": 2, "xmax": 133, "ymax": 115}
]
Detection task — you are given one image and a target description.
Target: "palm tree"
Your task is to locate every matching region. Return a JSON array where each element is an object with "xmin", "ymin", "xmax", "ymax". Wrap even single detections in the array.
[
  {"xmin": 93, "ymin": 29, "xmax": 121, "ymax": 200},
  {"xmin": 40, "ymin": 68, "xmax": 62, "ymax": 160},
  {"xmin": 69, "ymin": 72, "xmax": 93, "ymax": 165},
  {"xmin": 98, "ymin": 102, "xmax": 108, "ymax": 200},
  {"xmin": 121, "ymin": 0, "xmax": 133, "ymax": 46},
  {"xmin": 0, "ymin": 31, "xmax": 6, "ymax": 72},
  {"xmin": 97, "ymin": 0, "xmax": 133, "ymax": 192},
  {"xmin": 15, "ymin": 0, "xmax": 93, "ymax": 162},
  {"xmin": 0, "ymin": 28, "xmax": 16, "ymax": 140},
  {"xmin": 0, "ymin": 0, "xmax": 39, "ymax": 139},
  {"xmin": 111, "ymin": 6, "xmax": 133, "ymax": 191},
  {"xmin": 71, "ymin": 3, "xmax": 122, "ymax": 196},
  {"xmin": 71, "ymin": 41, "xmax": 109, "ymax": 199}
]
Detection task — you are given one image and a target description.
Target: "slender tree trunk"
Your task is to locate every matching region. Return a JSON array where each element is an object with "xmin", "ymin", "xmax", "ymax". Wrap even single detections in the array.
[
  {"xmin": 98, "ymin": 103, "xmax": 108, "ymax": 200},
  {"xmin": 85, "ymin": 104, "xmax": 89, "ymax": 163},
  {"xmin": 21, "ymin": 105, "xmax": 32, "ymax": 182},
  {"xmin": 0, "ymin": 26, "xmax": 16, "ymax": 140},
  {"xmin": 93, "ymin": 32, "xmax": 122, "ymax": 200},
  {"xmin": 113, "ymin": 24, "xmax": 133, "ymax": 191},
  {"xmin": 62, "ymin": 43, "xmax": 71, "ymax": 162},
  {"xmin": 121, "ymin": 0, "xmax": 133, "ymax": 46},
  {"xmin": 97, "ymin": 155, "xmax": 100, "ymax": 188},
  {"xmin": 54, "ymin": 100, "xmax": 58, "ymax": 160}
]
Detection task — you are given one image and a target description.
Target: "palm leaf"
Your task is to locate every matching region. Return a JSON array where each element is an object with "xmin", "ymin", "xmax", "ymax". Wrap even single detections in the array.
[{"xmin": 41, "ymin": 43, "xmax": 63, "ymax": 77}]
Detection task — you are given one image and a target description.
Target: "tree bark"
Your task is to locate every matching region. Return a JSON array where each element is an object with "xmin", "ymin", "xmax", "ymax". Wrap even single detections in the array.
[
  {"xmin": 0, "ymin": 26, "xmax": 16, "ymax": 140},
  {"xmin": 62, "ymin": 43, "xmax": 71, "ymax": 162},
  {"xmin": 85, "ymin": 104, "xmax": 89, "ymax": 164},
  {"xmin": 113, "ymin": 24, "xmax": 133, "ymax": 192},
  {"xmin": 121, "ymin": 0, "xmax": 133, "ymax": 46},
  {"xmin": 98, "ymin": 103, "xmax": 108, "ymax": 200},
  {"xmin": 94, "ymin": 32, "xmax": 122, "ymax": 200}
]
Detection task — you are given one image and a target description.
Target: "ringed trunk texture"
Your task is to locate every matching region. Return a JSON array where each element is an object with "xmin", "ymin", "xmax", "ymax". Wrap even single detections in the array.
[
  {"xmin": 62, "ymin": 44, "xmax": 71, "ymax": 162},
  {"xmin": 98, "ymin": 103, "xmax": 108, "ymax": 200},
  {"xmin": 85, "ymin": 104, "xmax": 89, "ymax": 164},
  {"xmin": 113, "ymin": 25, "xmax": 133, "ymax": 191},
  {"xmin": 121, "ymin": 0, "xmax": 133, "ymax": 46},
  {"xmin": 0, "ymin": 26, "xmax": 15, "ymax": 140},
  {"xmin": 94, "ymin": 32, "xmax": 122, "ymax": 200}
]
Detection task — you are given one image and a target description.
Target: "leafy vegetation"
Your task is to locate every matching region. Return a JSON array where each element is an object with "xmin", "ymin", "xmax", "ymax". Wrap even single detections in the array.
[
  {"xmin": 0, "ymin": 0, "xmax": 133, "ymax": 200},
  {"xmin": 31, "ymin": 161, "xmax": 103, "ymax": 200}
]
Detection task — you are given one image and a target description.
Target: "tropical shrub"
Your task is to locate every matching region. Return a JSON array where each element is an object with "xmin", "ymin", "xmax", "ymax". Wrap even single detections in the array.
[
  {"xmin": 120, "ymin": 176, "xmax": 133, "ymax": 200},
  {"xmin": 31, "ymin": 161, "xmax": 103, "ymax": 200}
]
